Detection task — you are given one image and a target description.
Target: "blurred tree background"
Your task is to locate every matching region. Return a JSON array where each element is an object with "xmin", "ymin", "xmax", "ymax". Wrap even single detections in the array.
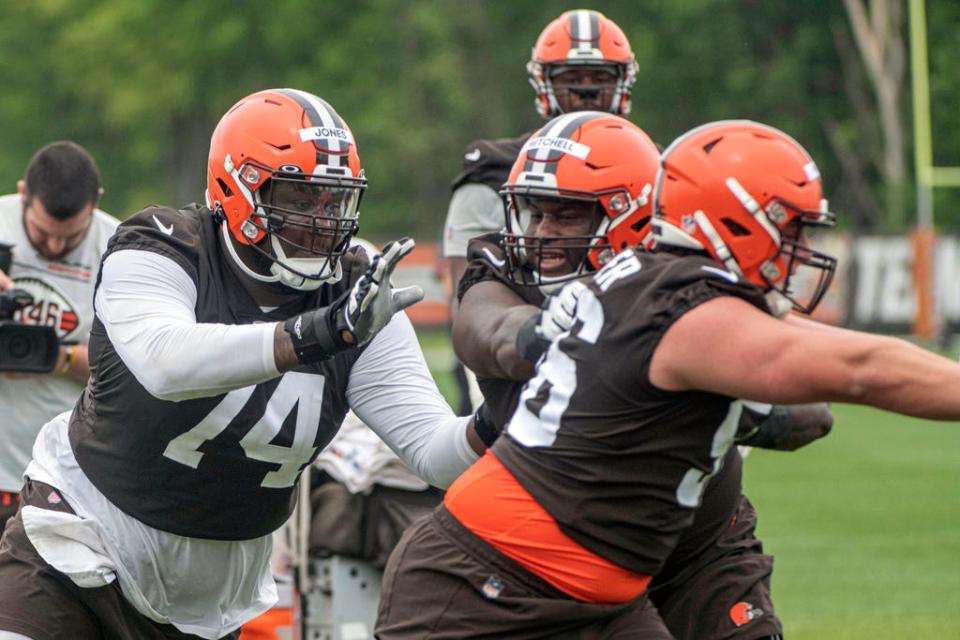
[{"xmin": 0, "ymin": 0, "xmax": 956, "ymax": 241}]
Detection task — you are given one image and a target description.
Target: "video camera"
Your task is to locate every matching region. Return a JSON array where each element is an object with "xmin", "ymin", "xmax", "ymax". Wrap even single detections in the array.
[{"xmin": 0, "ymin": 243, "xmax": 59, "ymax": 373}]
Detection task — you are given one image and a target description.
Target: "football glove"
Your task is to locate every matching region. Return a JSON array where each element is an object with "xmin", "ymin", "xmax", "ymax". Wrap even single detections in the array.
[
  {"xmin": 736, "ymin": 401, "xmax": 833, "ymax": 451},
  {"xmin": 515, "ymin": 279, "xmax": 587, "ymax": 363},
  {"xmin": 338, "ymin": 237, "xmax": 424, "ymax": 346},
  {"xmin": 284, "ymin": 238, "xmax": 424, "ymax": 364},
  {"xmin": 472, "ymin": 401, "xmax": 500, "ymax": 448}
]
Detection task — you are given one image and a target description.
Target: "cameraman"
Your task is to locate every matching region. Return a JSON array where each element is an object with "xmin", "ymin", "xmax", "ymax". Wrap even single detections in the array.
[{"xmin": 0, "ymin": 141, "xmax": 117, "ymax": 530}]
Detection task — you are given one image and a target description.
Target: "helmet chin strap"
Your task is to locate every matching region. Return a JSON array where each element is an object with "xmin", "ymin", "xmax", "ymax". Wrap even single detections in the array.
[
  {"xmin": 221, "ymin": 221, "xmax": 282, "ymax": 285},
  {"xmin": 267, "ymin": 233, "xmax": 342, "ymax": 290},
  {"xmin": 538, "ymin": 269, "xmax": 592, "ymax": 295},
  {"xmin": 764, "ymin": 290, "xmax": 793, "ymax": 319},
  {"xmin": 219, "ymin": 221, "xmax": 341, "ymax": 293}
]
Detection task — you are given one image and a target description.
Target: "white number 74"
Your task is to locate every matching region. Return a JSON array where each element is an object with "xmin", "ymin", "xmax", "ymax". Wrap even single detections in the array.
[{"xmin": 163, "ymin": 371, "xmax": 325, "ymax": 488}]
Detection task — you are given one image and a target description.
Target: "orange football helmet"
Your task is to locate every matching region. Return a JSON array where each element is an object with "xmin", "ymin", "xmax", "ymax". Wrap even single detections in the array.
[
  {"xmin": 527, "ymin": 10, "xmax": 638, "ymax": 118},
  {"xmin": 501, "ymin": 111, "xmax": 660, "ymax": 288},
  {"xmin": 652, "ymin": 120, "xmax": 837, "ymax": 313},
  {"xmin": 206, "ymin": 89, "xmax": 366, "ymax": 290}
]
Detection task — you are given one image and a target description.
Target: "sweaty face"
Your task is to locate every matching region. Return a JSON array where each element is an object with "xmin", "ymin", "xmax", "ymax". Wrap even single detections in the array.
[
  {"xmin": 259, "ymin": 177, "xmax": 359, "ymax": 258},
  {"xmin": 22, "ymin": 197, "xmax": 94, "ymax": 260},
  {"xmin": 549, "ymin": 65, "xmax": 619, "ymax": 113},
  {"xmin": 514, "ymin": 195, "xmax": 603, "ymax": 276}
]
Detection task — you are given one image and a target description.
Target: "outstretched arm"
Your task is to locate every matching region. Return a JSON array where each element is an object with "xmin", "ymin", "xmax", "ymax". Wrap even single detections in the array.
[
  {"xmin": 651, "ymin": 295, "xmax": 960, "ymax": 420},
  {"xmin": 348, "ymin": 313, "xmax": 480, "ymax": 488}
]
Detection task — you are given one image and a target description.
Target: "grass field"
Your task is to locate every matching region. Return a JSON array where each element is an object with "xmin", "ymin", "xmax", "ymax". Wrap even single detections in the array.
[
  {"xmin": 743, "ymin": 404, "xmax": 960, "ymax": 639},
  {"xmin": 417, "ymin": 329, "xmax": 960, "ymax": 639}
]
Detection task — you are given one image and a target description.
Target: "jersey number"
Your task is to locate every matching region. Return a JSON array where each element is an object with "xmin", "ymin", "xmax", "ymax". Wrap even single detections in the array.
[
  {"xmin": 675, "ymin": 400, "xmax": 741, "ymax": 507},
  {"xmin": 162, "ymin": 372, "xmax": 325, "ymax": 488},
  {"xmin": 509, "ymin": 288, "xmax": 603, "ymax": 447},
  {"xmin": 510, "ymin": 276, "xmax": 739, "ymax": 509}
]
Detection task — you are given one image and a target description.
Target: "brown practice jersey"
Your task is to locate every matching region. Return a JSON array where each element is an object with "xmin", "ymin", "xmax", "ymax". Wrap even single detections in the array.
[
  {"xmin": 450, "ymin": 133, "xmax": 533, "ymax": 193},
  {"xmin": 462, "ymin": 238, "xmax": 767, "ymax": 576},
  {"xmin": 69, "ymin": 204, "xmax": 367, "ymax": 540}
]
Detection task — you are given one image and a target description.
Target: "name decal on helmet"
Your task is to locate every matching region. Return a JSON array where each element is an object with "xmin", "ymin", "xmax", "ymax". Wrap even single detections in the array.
[
  {"xmin": 299, "ymin": 126, "xmax": 354, "ymax": 145},
  {"xmin": 522, "ymin": 136, "xmax": 591, "ymax": 160}
]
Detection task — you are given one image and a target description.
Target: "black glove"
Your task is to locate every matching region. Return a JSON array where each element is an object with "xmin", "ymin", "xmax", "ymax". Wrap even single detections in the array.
[
  {"xmin": 736, "ymin": 403, "xmax": 833, "ymax": 451},
  {"xmin": 515, "ymin": 314, "xmax": 548, "ymax": 364},
  {"xmin": 284, "ymin": 238, "xmax": 424, "ymax": 364},
  {"xmin": 472, "ymin": 402, "xmax": 501, "ymax": 448}
]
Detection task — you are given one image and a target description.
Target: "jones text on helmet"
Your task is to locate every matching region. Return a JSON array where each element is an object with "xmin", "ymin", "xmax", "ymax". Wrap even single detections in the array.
[{"xmin": 299, "ymin": 126, "xmax": 354, "ymax": 146}]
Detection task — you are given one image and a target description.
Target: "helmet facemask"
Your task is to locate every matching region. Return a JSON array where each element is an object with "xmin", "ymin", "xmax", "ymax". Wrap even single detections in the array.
[
  {"xmin": 760, "ymin": 201, "xmax": 837, "ymax": 315},
  {"xmin": 528, "ymin": 61, "xmax": 636, "ymax": 118},
  {"xmin": 223, "ymin": 161, "xmax": 364, "ymax": 291},
  {"xmin": 501, "ymin": 190, "xmax": 610, "ymax": 289}
]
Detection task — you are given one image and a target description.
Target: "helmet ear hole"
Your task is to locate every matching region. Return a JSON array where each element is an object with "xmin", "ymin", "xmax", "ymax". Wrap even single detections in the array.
[
  {"xmin": 216, "ymin": 178, "xmax": 234, "ymax": 198},
  {"xmin": 721, "ymin": 218, "xmax": 750, "ymax": 237}
]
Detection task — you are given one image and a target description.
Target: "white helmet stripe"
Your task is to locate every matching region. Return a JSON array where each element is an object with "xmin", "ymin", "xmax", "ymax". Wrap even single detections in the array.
[
  {"xmin": 283, "ymin": 88, "xmax": 348, "ymax": 160},
  {"xmin": 576, "ymin": 10, "xmax": 593, "ymax": 53},
  {"xmin": 523, "ymin": 111, "xmax": 600, "ymax": 176}
]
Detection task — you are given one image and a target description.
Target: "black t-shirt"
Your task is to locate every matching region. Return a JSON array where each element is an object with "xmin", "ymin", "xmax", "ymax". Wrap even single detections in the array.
[
  {"xmin": 450, "ymin": 133, "xmax": 533, "ymax": 193},
  {"xmin": 461, "ymin": 240, "xmax": 767, "ymax": 576},
  {"xmin": 70, "ymin": 204, "xmax": 367, "ymax": 540}
]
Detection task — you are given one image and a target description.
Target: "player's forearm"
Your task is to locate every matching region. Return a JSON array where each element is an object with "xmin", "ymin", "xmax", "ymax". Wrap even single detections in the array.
[
  {"xmin": 349, "ymin": 316, "xmax": 480, "ymax": 485},
  {"xmin": 455, "ymin": 305, "xmax": 536, "ymax": 380},
  {"xmin": 454, "ymin": 282, "xmax": 538, "ymax": 380},
  {"xmin": 274, "ymin": 322, "xmax": 301, "ymax": 372},
  {"xmin": 737, "ymin": 402, "xmax": 833, "ymax": 451},
  {"xmin": 834, "ymin": 335, "xmax": 960, "ymax": 420},
  {"xmin": 124, "ymin": 321, "xmax": 279, "ymax": 401}
]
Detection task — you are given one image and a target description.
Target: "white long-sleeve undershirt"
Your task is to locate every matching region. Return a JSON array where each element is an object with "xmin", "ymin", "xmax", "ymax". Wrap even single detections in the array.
[
  {"xmin": 95, "ymin": 250, "xmax": 279, "ymax": 401},
  {"xmin": 95, "ymin": 249, "xmax": 476, "ymax": 488}
]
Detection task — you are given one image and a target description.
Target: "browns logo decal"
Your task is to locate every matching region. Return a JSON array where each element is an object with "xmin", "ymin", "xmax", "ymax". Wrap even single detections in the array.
[
  {"xmin": 11, "ymin": 276, "xmax": 81, "ymax": 340},
  {"xmin": 729, "ymin": 601, "xmax": 764, "ymax": 627}
]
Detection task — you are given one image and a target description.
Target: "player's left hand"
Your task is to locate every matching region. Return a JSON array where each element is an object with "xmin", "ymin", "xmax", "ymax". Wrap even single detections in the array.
[
  {"xmin": 516, "ymin": 279, "xmax": 587, "ymax": 363},
  {"xmin": 536, "ymin": 279, "xmax": 587, "ymax": 343},
  {"xmin": 339, "ymin": 237, "xmax": 424, "ymax": 346}
]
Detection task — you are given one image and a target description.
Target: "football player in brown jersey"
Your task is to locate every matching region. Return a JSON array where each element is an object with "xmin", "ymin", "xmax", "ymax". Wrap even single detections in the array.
[
  {"xmin": 378, "ymin": 114, "xmax": 825, "ymax": 640},
  {"xmin": 444, "ymin": 9, "xmax": 639, "ymax": 309},
  {"xmin": 381, "ymin": 117, "xmax": 960, "ymax": 639},
  {"xmin": 442, "ymin": 9, "xmax": 643, "ymax": 415},
  {"xmin": 0, "ymin": 89, "xmax": 485, "ymax": 640}
]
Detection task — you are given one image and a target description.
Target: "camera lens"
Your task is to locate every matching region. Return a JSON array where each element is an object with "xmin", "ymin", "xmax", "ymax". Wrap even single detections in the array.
[
  {"xmin": 0, "ymin": 323, "xmax": 57, "ymax": 373},
  {"xmin": 8, "ymin": 334, "xmax": 31, "ymax": 360}
]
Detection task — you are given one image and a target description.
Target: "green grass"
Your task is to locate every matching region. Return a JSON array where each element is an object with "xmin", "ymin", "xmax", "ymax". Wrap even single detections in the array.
[
  {"xmin": 743, "ymin": 404, "xmax": 960, "ymax": 639},
  {"xmin": 418, "ymin": 329, "xmax": 960, "ymax": 637}
]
